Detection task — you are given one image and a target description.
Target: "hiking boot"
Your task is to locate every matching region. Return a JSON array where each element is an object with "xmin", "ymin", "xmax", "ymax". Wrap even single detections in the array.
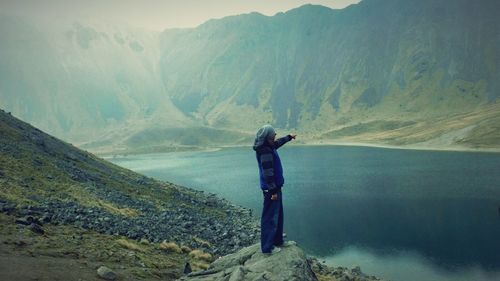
[{"xmin": 275, "ymin": 241, "xmax": 296, "ymax": 248}]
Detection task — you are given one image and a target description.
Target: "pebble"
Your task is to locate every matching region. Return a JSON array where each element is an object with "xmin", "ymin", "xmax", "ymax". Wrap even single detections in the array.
[
  {"xmin": 15, "ymin": 217, "xmax": 33, "ymax": 225},
  {"xmin": 183, "ymin": 262, "xmax": 192, "ymax": 274}
]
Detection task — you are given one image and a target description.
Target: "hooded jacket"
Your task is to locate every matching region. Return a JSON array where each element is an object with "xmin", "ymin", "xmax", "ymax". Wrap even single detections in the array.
[{"xmin": 253, "ymin": 126, "xmax": 292, "ymax": 194}]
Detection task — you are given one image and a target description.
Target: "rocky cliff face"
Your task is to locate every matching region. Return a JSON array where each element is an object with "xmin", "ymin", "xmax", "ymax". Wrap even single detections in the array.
[{"xmin": 158, "ymin": 0, "xmax": 500, "ymax": 149}]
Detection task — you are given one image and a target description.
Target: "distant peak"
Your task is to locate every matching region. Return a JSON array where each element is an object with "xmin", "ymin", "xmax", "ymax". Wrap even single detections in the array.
[
  {"xmin": 285, "ymin": 4, "xmax": 334, "ymax": 14},
  {"xmin": 197, "ymin": 11, "xmax": 269, "ymax": 29}
]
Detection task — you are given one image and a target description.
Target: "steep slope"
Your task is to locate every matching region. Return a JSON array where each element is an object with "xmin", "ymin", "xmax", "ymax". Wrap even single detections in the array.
[
  {"xmin": 0, "ymin": 108, "xmax": 258, "ymax": 279},
  {"xmin": 319, "ymin": 102, "xmax": 500, "ymax": 150}
]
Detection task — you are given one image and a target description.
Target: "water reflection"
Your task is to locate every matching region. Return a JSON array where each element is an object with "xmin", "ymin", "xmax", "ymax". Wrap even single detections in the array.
[
  {"xmin": 325, "ymin": 246, "xmax": 500, "ymax": 281},
  {"xmin": 287, "ymin": 194, "xmax": 500, "ymax": 270}
]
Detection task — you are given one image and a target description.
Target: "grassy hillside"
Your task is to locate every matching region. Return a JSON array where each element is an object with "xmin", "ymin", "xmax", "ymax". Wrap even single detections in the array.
[
  {"xmin": 0, "ymin": 213, "xmax": 188, "ymax": 280},
  {"xmin": 0, "ymin": 108, "xmax": 258, "ymax": 280},
  {"xmin": 318, "ymin": 102, "xmax": 500, "ymax": 150},
  {"xmin": 81, "ymin": 126, "xmax": 254, "ymax": 156},
  {"xmin": 159, "ymin": 0, "xmax": 500, "ymax": 136}
]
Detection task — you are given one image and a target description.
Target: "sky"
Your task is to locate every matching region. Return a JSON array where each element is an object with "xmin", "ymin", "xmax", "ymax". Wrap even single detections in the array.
[{"xmin": 1, "ymin": 0, "xmax": 361, "ymax": 31}]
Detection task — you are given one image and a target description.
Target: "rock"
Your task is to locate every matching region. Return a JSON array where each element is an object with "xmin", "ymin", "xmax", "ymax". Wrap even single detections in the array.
[
  {"xmin": 178, "ymin": 242, "xmax": 317, "ymax": 281},
  {"xmin": 0, "ymin": 202, "xmax": 16, "ymax": 213},
  {"xmin": 341, "ymin": 271, "xmax": 355, "ymax": 281},
  {"xmin": 28, "ymin": 223, "xmax": 44, "ymax": 235},
  {"xmin": 182, "ymin": 221, "xmax": 193, "ymax": 229},
  {"xmin": 97, "ymin": 266, "xmax": 117, "ymax": 280},
  {"xmin": 352, "ymin": 265, "xmax": 362, "ymax": 275},
  {"xmin": 239, "ymin": 233, "xmax": 248, "ymax": 241},
  {"xmin": 32, "ymin": 158, "xmax": 43, "ymax": 166},
  {"xmin": 127, "ymin": 231, "xmax": 139, "ymax": 239},
  {"xmin": 15, "ymin": 216, "xmax": 34, "ymax": 225},
  {"xmin": 184, "ymin": 262, "xmax": 192, "ymax": 274},
  {"xmin": 14, "ymin": 240, "xmax": 27, "ymax": 247},
  {"xmin": 337, "ymin": 276, "xmax": 350, "ymax": 281},
  {"xmin": 40, "ymin": 213, "xmax": 51, "ymax": 223},
  {"xmin": 228, "ymin": 266, "xmax": 245, "ymax": 281}
]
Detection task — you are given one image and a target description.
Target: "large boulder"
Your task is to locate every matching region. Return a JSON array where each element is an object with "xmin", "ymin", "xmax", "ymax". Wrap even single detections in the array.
[{"xmin": 178, "ymin": 242, "xmax": 317, "ymax": 281}]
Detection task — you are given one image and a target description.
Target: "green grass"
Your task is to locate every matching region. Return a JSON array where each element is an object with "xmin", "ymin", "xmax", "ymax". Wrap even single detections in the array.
[
  {"xmin": 321, "ymin": 120, "xmax": 417, "ymax": 139},
  {"xmin": 0, "ymin": 109, "xmax": 252, "ymax": 279},
  {"xmin": 0, "ymin": 213, "xmax": 191, "ymax": 280},
  {"xmin": 457, "ymin": 115, "xmax": 500, "ymax": 148}
]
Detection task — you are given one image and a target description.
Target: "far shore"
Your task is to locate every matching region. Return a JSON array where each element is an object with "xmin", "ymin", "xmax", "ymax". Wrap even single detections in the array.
[
  {"xmin": 96, "ymin": 141, "xmax": 500, "ymax": 158},
  {"xmin": 294, "ymin": 141, "xmax": 500, "ymax": 153}
]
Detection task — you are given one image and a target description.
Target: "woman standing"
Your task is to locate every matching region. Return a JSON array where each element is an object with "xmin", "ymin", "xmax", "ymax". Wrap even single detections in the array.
[{"xmin": 253, "ymin": 124, "xmax": 296, "ymax": 253}]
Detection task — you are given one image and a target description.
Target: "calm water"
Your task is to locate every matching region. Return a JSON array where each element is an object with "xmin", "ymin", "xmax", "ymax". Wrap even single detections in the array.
[{"xmin": 109, "ymin": 146, "xmax": 500, "ymax": 281}]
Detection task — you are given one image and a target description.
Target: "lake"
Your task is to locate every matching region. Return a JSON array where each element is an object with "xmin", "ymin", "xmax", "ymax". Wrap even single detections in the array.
[{"xmin": 109, "ymin": 145, "xmax": 500, "ymax": 281}]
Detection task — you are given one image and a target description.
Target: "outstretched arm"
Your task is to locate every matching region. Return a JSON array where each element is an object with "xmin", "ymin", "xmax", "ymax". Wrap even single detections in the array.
[{"xmin": 273, "ymin": 134, "xmax": 297, "ymax": 149}]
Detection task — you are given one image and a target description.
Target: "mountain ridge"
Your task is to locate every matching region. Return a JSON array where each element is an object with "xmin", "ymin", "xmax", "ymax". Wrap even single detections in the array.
[
  {"xmin": 1, "ymin": 0, "xmax": 499, "ymax": 153},
  {"xmin": 157, "ymin": 0, "xmax": 499, "ymax": 150}
]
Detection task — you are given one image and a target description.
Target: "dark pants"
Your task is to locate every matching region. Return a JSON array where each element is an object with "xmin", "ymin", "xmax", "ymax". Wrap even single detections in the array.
[{"xmin": 261, "ymin": 190, "xmax": 284, "ymax": 253}]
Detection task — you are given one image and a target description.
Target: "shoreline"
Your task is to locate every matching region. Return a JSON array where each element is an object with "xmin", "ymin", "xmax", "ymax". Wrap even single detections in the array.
[
  {"xmin": 295, "ymin": 141, "xmax": 500, "ymax": 154},
  {"xmin": 191, "ymin": 141, "xmax": 500, "ymax": 154},
  {"xmin": 96, "ymin": 141, "xmax": 500, "ymax": 158}
]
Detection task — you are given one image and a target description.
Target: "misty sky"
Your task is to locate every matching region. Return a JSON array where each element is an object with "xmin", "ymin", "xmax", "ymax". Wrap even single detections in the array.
[{"xmin": 1, "ymin": 0, "xmax": 360, "ymax": 30}]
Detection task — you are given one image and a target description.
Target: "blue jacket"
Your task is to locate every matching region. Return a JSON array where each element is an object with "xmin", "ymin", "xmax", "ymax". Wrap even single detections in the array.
[{"xmin": 253, "ymin": 135, "xmax": 292, "ymax": 193}]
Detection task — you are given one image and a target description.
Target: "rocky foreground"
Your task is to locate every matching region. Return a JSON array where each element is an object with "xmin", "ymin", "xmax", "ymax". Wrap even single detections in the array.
[
  {"xmin": 179, "ymin": 242, "xmax": 386, "ymax": 281},
  {"xmin": 0, "ymin": 191, "xmax": 258, "ymax": 257},
  {"xmin": 0, "ymin": 108, "xmax": 258, "ymax": 257}
]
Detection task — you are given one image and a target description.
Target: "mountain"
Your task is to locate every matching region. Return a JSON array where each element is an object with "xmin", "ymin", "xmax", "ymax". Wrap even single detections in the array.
[
  {"xmin": 158, "ymin": 0, "xmax": 500, "ymax": 149},
  {"xmin": 1, "ymin": 0, "xmax": 499, "ymax": 153},
  {"xmin": 0, "ymin": 108, "xmax": 259, "ymax": 279},
  {"xmin": 0, "ymin": 16, "xmax": 190, "ymax": 146}
]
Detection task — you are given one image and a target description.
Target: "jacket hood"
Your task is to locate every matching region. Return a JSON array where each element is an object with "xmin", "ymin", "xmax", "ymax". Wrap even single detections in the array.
[{"xmin": 253, "ymin": 124, "xmax": 275, "ymax": 150}]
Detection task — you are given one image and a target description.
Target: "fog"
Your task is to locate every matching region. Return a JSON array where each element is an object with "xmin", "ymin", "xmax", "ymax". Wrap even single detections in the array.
[
  {"xmin": 0, "ymin": 0, "xmax": 360, "ymax": 30},
  {"xmin": 326, "ymin": 246, "xmax": 500, "ymax": 281}
]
